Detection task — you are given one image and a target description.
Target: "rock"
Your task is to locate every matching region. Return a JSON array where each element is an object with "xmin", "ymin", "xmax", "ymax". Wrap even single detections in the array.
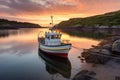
[
  {"xmin": 91, "ymin": 45, "xmax": 97, "ymax": 48},
  {"xmin": 90, "ymin": 48, "xmax": 101, "ymax": 53},
  {"xmin": 78, "ymin": 56, "xmax": 81, "ymax": 58},
  {"xmin": 81, "ymin": 36, "xmax": 120, "ymax": 64},
  {"xmin": 99, "ymin": 40, "xmax": 108, "ymax": 45},
  {"xmin": 83, "ymin": 49, "xmax": 89, "ymax": 52},
  {"xmin": 100, "ymin": 49, "xmax": 112, "ymax": 55},
  {"xmin": 111, "ymin": 36, "xmax": 120, "ymax": 42},
  {"xmin": 112, "ymin": 39, "xmax": 120, "ymax": 53},
  {"xmin": 102, "ymin": 44, "xmax": 112, "ymax": 49},
  {"xmin": 91, "ymin": 45, "xmax": 99, "ymax": 48},
  {"xmin": 87, "ymin": 71, "xmax": 96, "ymax": 76},
  {"xmin": 77, "ymin": 70, "xmax": 89, "ymax": 75},
  {"xmin": 73, "ymin": 75, "xmax": 92, "ymax": 80},
  {"xmin": 115, "ymin": 60, "xmax": 120, "ymax": 64},
  {"xmin": 72, "ymin": 70, "xmax": 97, "ymax": 80},
  {"xmin": 82, "ymin": 51, "xmax": 111, "ymax": 64}
]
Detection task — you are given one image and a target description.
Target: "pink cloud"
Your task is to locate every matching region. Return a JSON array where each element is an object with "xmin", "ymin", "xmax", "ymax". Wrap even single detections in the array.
[{"xmin": 0, "ymin": 0, "xmax": 120, "ymax": 26}]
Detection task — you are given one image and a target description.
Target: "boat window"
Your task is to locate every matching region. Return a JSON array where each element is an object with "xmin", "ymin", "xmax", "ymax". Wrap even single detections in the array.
[
  {"xmin": 46, "ymin": 36, "xmax": 50, "ymax": 39},
  {"xmin": 45, "ymin": 34, "xmax": 47, "ymax": 38},
  {"xmin": 51, "ymin": 35, "xmax": 61, "ymax": 39}
]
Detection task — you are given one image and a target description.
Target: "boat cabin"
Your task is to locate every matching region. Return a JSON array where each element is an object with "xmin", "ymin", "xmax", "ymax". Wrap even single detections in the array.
[{"xmin": 45, "ymin": 31, "xmax": 62, "ymax": 46}]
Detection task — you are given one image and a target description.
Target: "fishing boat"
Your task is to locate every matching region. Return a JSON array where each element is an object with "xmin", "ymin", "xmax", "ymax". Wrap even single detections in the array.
[{"xmin": 38, "ymin": 16, "xmax": 71, "ymax": 58}]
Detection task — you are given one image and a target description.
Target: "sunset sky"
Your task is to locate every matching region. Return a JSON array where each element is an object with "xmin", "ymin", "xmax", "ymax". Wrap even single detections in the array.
[{"xmin": 0, "ymin": 0, "xmax": 120, "ymax": 26}]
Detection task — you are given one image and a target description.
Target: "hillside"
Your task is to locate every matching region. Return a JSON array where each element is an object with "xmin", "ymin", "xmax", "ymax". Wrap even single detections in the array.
[
  {"xmin": 0, "ymin": 19, "xmax": 41, "ymax": 29},
  {"xmin": 57, "ymin": 10, "xmax": 120, "ymax": 28}
]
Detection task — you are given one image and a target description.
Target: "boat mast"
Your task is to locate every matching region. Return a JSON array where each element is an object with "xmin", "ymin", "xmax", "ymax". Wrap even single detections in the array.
[{"xmin": 51, "ymin": 16, "xmax": 53, "ymax": 27}]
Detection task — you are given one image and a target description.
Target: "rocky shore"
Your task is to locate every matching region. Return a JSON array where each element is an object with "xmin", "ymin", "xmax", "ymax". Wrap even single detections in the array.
[
  {"xmin": 81, "ymin": 35, "xmax": 120, "ymax": 64},
  {"xmin": 73, "ymin": 70, "xmax": 97, "ymax": 80},
  {"xmin": 72, "ymin": 36, "xmax": 120, "ymax": 80}
]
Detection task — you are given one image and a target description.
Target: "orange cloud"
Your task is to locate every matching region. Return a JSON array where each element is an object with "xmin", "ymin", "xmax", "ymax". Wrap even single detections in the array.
[{"xmin": 0, "ymin": 0, "xmax": 120, "ymax": 26}]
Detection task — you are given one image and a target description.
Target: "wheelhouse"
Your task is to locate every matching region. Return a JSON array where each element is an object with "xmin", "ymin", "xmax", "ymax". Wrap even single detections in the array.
[{"xmin": 45, "ymin": 31, "xmax": 62, "ymax": 46}]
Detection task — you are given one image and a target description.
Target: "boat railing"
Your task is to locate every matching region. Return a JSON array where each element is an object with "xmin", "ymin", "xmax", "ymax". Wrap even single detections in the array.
[
  {"xmin": 38, "ymin": 37, "xmax": 45, "ymax": 44},
  {"xmin": 38, "ymin": 31, "xmax": 44, "ymax": 38},
  {"xmin": 38, "ymin": 31, "xmax": 45, "ymax": 43}
]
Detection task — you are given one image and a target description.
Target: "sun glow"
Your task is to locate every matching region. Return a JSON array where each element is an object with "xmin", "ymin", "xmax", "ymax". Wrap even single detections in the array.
[{"xmin": 0, "ymin": 0, "xmax": 120, "ymax": 26}]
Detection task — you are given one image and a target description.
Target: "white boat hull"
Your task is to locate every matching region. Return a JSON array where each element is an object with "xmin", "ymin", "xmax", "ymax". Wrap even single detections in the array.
[{"xmin": 39, "ymin": 44, "xmax": 71, "ymax": 58}]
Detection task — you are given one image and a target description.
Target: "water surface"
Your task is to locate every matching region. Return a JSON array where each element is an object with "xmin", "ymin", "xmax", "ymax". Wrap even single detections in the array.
[{"xmin": 0, "ymin": 28, "xmax": 100, "ymax": 80}]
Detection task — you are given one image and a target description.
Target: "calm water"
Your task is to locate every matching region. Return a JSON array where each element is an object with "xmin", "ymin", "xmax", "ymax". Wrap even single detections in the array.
[{"xmin": 0, "ymin": 28, "xmax": 100, "ymax": 80}]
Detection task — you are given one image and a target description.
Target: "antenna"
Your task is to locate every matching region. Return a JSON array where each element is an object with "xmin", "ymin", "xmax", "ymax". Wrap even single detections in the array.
[{"xmin": 51, "ymin": 16, "xmax": 53, "ymax": 27}]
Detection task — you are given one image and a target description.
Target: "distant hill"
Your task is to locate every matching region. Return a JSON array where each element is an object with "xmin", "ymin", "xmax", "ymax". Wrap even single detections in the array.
[
  {"xmin": 0, "ymin": 19, "xmax": 41, "ymax": 29},
  {"xmin": 57, "ymin": 10, "xmax": 120, "ymax": 28}
]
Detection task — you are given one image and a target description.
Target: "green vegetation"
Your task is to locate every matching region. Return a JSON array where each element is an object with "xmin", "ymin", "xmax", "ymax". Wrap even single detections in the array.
[
  {"xmin": 57, "ymin": 10, "xmax": 120, "ymax": 28},
  {"xmin": 0, "ymin": 19, "xmax": 41, "ymax": 29}
]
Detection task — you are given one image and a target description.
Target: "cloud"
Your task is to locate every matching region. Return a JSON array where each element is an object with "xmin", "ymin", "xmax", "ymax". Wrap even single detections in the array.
[
  {"xmin": 0, "ymin": 0, "xmax": 77, "ymax": 16},
  {"xmin": 0, "ymin": 0, "xmax": 44, "ymax": 15},
  {"xmin": 0, "ymin": 0, "xmax": 120, "ymax": 26}
]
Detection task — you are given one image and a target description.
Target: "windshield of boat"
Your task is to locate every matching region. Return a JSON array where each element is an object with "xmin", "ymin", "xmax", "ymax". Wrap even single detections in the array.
[{"xmin": 51, "ymin": 34, "xmax": 61, "ymax": 39}]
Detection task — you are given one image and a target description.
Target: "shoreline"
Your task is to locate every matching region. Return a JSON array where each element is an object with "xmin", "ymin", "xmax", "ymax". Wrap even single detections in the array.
[{"xmin": 72, "ymin": 36, "xmax": 120, "ymax": 80}]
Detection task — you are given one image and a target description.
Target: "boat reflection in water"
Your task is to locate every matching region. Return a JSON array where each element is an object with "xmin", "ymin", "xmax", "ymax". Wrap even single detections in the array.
[{"xmin": 38, "ymin": 49, "xmax": 71, "ymax": 79}]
